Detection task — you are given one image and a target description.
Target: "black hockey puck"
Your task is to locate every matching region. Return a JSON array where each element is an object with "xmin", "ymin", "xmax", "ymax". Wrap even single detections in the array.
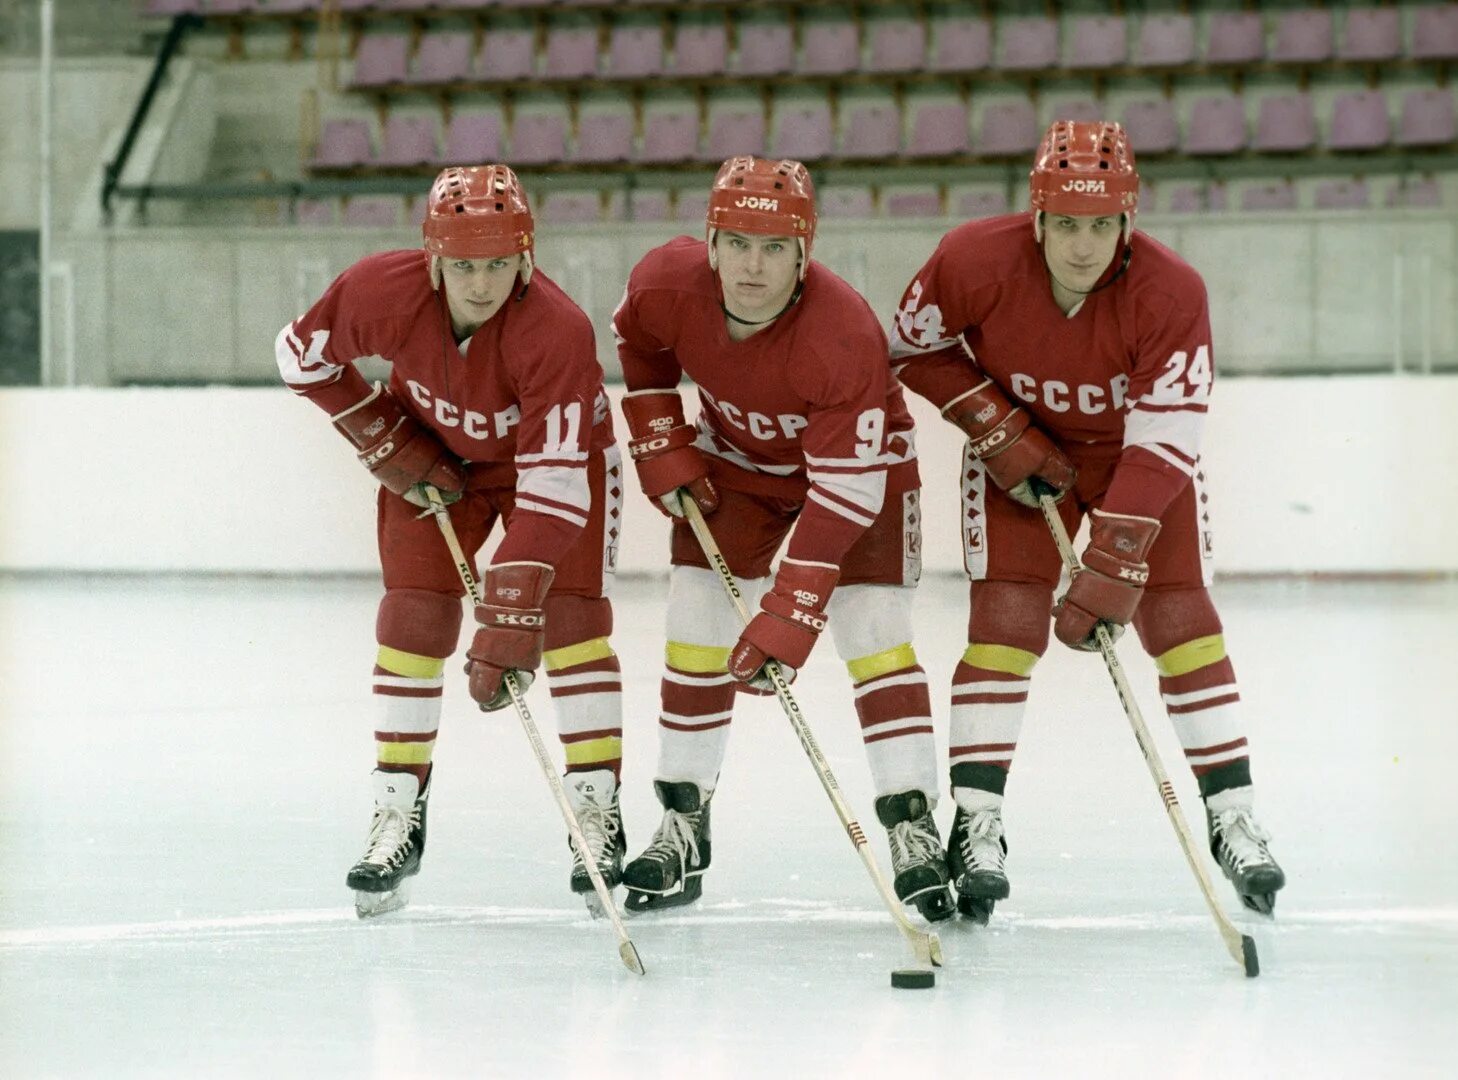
[{"xmin": 890, "ymin": 969, "xmax": 935, "ymax": 990}]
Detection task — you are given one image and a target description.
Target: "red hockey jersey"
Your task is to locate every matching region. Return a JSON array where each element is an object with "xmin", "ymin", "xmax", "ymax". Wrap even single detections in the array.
[
  {"xmin": 275, "ymin": 248, "xmax": 614, "ymax": 567},
  {"xmin": 613, "ymin": 236, "xmax": 918, "ymax": 568},
  {"xmin": 890, "ymin": 213, "xmax": 1213, "ymax": 520}
]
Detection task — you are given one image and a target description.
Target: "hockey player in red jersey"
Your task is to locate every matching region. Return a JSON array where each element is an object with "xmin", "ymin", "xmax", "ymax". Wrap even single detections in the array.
[
  {"xmin": 891, "ymin": 122, "xmax": 1285, "ymax": 920},
  {"xmin": 613, "ymin": 157, "xmax": 952, "ymax": 921},
  {"xmin": 276, "ymin": 165, "xmax": 628, "ymax": 917}
]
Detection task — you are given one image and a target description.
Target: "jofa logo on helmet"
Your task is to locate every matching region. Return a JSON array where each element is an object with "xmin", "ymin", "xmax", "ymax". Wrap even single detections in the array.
[
  {"xmin": 735, "ymin": 196, "xmax": 779, "ymax": 211},
  {"xmin": 1061, "ymin": 179, "xmax": 1106, "ymax": 193}
]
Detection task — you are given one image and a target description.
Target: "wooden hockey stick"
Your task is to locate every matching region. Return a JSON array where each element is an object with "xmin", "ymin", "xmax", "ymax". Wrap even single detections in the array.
[
  {"xmin": 681, "ymin": 499, "xmax": 944, "ymax": 969},
  {"xmin": 422, "ymin": 486, "xmax": 645, "ymax": 976},
  {"xmin": 1037, "ymin": 492, "xmax": 1258, "ymax": 978}
]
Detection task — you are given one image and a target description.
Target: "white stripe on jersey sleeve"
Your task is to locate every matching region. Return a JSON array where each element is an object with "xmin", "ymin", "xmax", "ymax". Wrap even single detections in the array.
[
  {"xmin": 807, "ymin": 469, "xmax": 887, "ymax": 522},
  {"xmin": 274, "ymin": 324, "xmax": 341, "ymax": 388},
  {"xmin": 807, "ymin": 487, "xmax": 879, "ymax": 528},
  {"xmin": 515, "ymin": 496, "xmax": 590, "ymax": 529},
  {"xmin": 517, "ymin": 464, "xmax": 590, "ymax": 516},
  {"xmin": 1124, "ymin": 405, "xmax": 1206, "ymax": 466},
  {"xmin": 515, "ymin": 448, "xmax": 590, "ymax": 464}
]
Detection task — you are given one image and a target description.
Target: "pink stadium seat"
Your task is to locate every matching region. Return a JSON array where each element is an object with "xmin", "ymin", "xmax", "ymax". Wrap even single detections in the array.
[
  {"xmin": 1254, "ymin": 94, "xmax": 1316, "ymax": 152},
  {"xmin": 351, "ymin": 35, "xmax": 408, "ymax": 88},
  {"xmin": 866, "ymin": 18, "xmax": 926, "ymax": 73},
  {"xmin": 511, "ymin": 113, "xmax": 569, "ymax": 165},
  {"xmin": 673, "ymin": 24, "xmax": 728, "ymax": 77},
  {"xmin": 208, "ymin": 1, "xmax": 258, "ymax": 13},
  {"xmin": 336, "ymin": 1, "xmax": 376, "ymax": 12},
  {"xmin": 1397, "ymin": 88, "xmax": 1457, "ymax": 147},
  {"xmin": 311, "ymin": 118, "xmax": 372, "ymax": 169},
  {"xmin": 295, "ymin": 198, "xmax": 335, "ymax": 227},
  {"xmin": 707, "ymin": 107, "xmax": 767, "ymax": 159},
  {"xmin": 410, "ymin": 32, "xmax": 472, "ymax": 85},
  {"xmin": 441, "ymin": 111, "xmax": 503, "ymax": 165},
  {"xmin": 628, "ymin": 190, "xmax": 671, "ymax": 223},
  {"xmin": 342, "ymin": 198, "xmax": 400, "ymax": 228},
  {"xmin": 1411, "ymin": 6, "xmax": 1458, "ymax": 61},
  {"xmin": 1385, "ymin": 176, "xmax": 1443, "ymax": 208},
  {"xmin": 1327, "ymin": 90, "xmax": 1391, "ymax": 151},
  {"xmin": 886, "ymin": 191, "xmax": 942, "ymax": 218},
  {"xmin": 820, "ymin": 187, "xmax": 876, "ymax": 217},
  {"xmin": 1134, "ymin": 14, "xmax": 1195, "ymax": 67},
  {"xmin": 840, "ymin": 102, "xmax": 902, "ymax": 159},
  {"xmin": 1271, "ymin": 9, "xmax": 1332, "ymax": 63},
  {"xmin": 574, "ymin": 112, "xmax": 634, "ymax": 163},
  {"xmin": 1046, "ymin": 98, "xmax": 1105, "ymax": 125},
  {"xmin": 376, "ymin": 115, "xmax": 439, "ymax": 167},
  {"xmin": 478, "ymin": 28, "xmax": 535, "ymax": 82},
  {"xmin": 907, "ymin": 101, "xmax": 970, "ymax": 156},
  {"xmin": 488, "ymin": 0, "xmax": 554, "ymax": 9},
  {"xmin": 773, "ymin": 99, "xmax": 834, "ymax": 160},
  {"xmin": 929, "ymin": 16, "xmax": 992, "ymax": 72},
  {"xmin": 639, "ymin": 108, "xmax": 699, "ymax": 163},
  {"xmin": 1206, "ymin": 12, "xmax": 1264, "ymax": 64},
  {"xmin": 1184, "ymin": 95, "xmax": 1248, "ymax": 155},
  {"xmin": 608, "ymin": 25, "xmax": 664, "ymax": 79},
  {"xmin": 266, "ymin": 1, "xmax": 317, "ymax": 13},
  {"xmin": 1338, "ymin": 9, "xmax": 1400, "ymax": 62},
  {"xmin": 1065, "ymin": 15, "xmax": 1127, "ymax": 69},
  {"xmin": 997, "ymin": 17, "xmax": 1058, "ymax": 71},
  {"xmin": 977, "ymin": 99, "xmax": 1039, "ymax": 156},
  {"xmin": 952, "ymin": 188, "xmax": 1009, "ymax": 218},
  {"xmin": 737, "ymin": 21, "xmax": 794, "ymax": 76},
  {"xmin": 538, "ymin": 192, "xmax": 600, "ymax": 225},
  {"xmin": 1240, "ymin": 181, "xmax": 1298, "ymax": 212},
  {"xmin": 543, "ymin": 26, "xmax": 598, "ymax": 80},
  {"xmin": 1166, "ymin": 184, "xmax": 1204, "ymax": 214},
  {"xmin": 1313, "ymin": 178, "xmax": 1370, "ymax": 210},
  {"xmin": 801, "ymin": 20, "xmax": 859, "ymax": 75},
  {"xmin": 1122, "ymin": 99, "xmax": 1179, "ymax": 155},
  {"xmin": 674, "ymin": 190, "xmax": 709, "ymax": 222}
]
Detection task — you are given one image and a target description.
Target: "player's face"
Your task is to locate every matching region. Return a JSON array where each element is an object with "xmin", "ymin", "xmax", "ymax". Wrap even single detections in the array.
[
  {"xmin": 440, "ymin": 255, "xmax": 522, "ymax": 334},
  {"xmin": 1041, "ymin": 214, "xmax": 1121, "ymax": 292},
  {"xmin": 714, "ymin": 230, "xmax": 800, "ymax": 321}
]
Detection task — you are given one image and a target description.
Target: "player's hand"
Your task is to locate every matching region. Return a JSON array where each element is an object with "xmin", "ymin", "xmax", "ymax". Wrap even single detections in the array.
[
  {"xmin": 1053, "ymin": 510, "xmax": 1161, "ymax": 651},
  {"xmin": 945, "ymin": 379, "xmax": 1076, "ymax": 508},
  {"xmin": 331, "ymin": 382, "xmax": 466, "ymax": 502},
  {"xmin": 465, "ymin": 562, "xmax": 555, "ymax": 710},
  {"xmin": 728, "ymin": 561, "xmax": 839, "ymax": 691},
  {"xmin": 621, "ymin": 390, "xmax": 719, "ymax": 518}
]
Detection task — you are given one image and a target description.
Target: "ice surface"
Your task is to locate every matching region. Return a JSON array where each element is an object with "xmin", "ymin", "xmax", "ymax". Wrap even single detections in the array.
[{"xmin": 2, "ymin": 574, "xmax": 1456, "ymax": 1077}]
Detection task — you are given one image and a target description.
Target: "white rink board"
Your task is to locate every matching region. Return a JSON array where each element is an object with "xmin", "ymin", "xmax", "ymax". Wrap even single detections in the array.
[{"xmin": 1, "ymin": 375, "xmax": 1455, "ymax": 575}]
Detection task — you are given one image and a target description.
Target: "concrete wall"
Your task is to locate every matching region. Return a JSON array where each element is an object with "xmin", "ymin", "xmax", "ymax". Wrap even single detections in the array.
[{"xmin": 2, "ymin": 377, "xmax": 1454, "ymax": 577}]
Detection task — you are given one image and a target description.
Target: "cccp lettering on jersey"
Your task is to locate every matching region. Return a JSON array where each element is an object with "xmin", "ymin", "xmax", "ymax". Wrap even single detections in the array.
[
  {"xmin": 407, "ymin": 379, "xmax": 521, "ymax": 441},
  {"xmin": 702, "ymin": 390, "xmax": 809, "ymax": 442},
  {"xmin": 1008, "ymin": 373, "xmax": 1130, "ymax": 415}
]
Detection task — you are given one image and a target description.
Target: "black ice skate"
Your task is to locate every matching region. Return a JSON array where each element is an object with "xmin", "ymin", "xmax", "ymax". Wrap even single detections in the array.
[
  {"xmin": 622, "ymin": 780, "xmax": 712, "ymax": 913},
  {"xmin": 875, "ymin": 790, "xmax": 954, "ymax": 923},
  {"xmin": 564, "ymin": 769, "xmax": 626, "ymax": 919},
  {"xmin": 1206, "ymin": 789, "xmax": 1285, "ymax": 915},
  {"xmin": 347, "ymin": 769, "xmax": 429, "ymax": 919},
  {"xmin": 946, "ymin": 789, "xmax": 1010, "ymax": 926}
]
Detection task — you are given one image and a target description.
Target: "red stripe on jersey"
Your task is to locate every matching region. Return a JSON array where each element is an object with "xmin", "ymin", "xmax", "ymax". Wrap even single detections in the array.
[
  {"xmin": 660, "ymin": 716, "xmax": 732, "ymax": 733},
  {"xmin": 953, "ymin": 666, "xmax": 1028, "ymax": 684},
  {"xmin": 951, "ymin": 692, "xmax": 1029, "ymax": 706},
  {"xmin": 864, "ymin": 724, "xmax": 934, "ymax": 744},
  {"xmin": 662, "ymin": 681, "xmax": 735, "ymax": 717},
  {"xmin": 949, "ymin": 742, "xmax": 1018, "ymax": 756},
  {"xmin": 1132, "ymin": 400, "xmax": 1210, "ymax": 415},
  {"xmin": 810, "ymin": 482, "xmax": 878, "ymax": 521},
  {"xmin": 373, "ymin": 730, "xmax": 437, "ymax": 743},
  {"xmin": 552, "ymin": 657, "xmax": 621, "ymax": 677},
  {"xmin": 1158, "ymin": 658, "xmax": 1237, "ymax": 694},
  {"xmin": 551, "ymin": 681, "xmax": 621, "ymax": 698},
  {"xmin": 372, "ymin": 685, "xmax": 442, "ymax": 699},
  {"xmin": 1167, "ymin": 693, "xmax": 1241, "ymax": 715},
  {"xmin": 1184, "ymin": 737, "xmax": 1248, "ymax": 759},
  {"xmin": 560, "ymin": 727, "xmax": 624, "ymax": 744},
  {"xmin": 855, "ymin": 685, "xmax": 933, "ymax": 728}
]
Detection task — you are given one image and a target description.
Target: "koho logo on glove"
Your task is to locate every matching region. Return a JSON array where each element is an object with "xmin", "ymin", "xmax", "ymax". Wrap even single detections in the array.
[{"xmin": 493, "ymin": 611, "xmax": 545, "ymax": 627}]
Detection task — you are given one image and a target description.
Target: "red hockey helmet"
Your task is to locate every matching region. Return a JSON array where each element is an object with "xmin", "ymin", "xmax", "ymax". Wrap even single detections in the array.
[
  {"xmin": 1029, "ymin": 121, "xmax": 1139, "ymax": 241},
  {"xmin": 706, "ymin": 156, "xmax": 817, "ymax": 281},
  {"xmin": 422, "ymin": 164, "xmax": 534, "ymax": 284}
]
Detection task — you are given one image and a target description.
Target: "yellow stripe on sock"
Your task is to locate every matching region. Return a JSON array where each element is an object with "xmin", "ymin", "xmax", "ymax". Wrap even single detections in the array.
[
  {"xmin": 1155, "ymin": 634, "xmax": 1227, "ymax": 677},
  {"xmin": 847, "ymin": 643, "xmax": 918, "ymax": 683},
  {"xmin": 564, "ymin": 736, "xmax": 623, "ymax": 768},
  {"xmin": 376, "ymin": 646, "xmax": 445, "ymax": 680},
  {"xmin": 666, "ymin": 641, "xmax": 731, "ymax": 674},
  {"xmin": 544, "ymin": 637, "xmax": 615, "ymax": 672},
  {"xmin": 961, "ymin": 643, "xmax": 1040, "ymax": 677},
  {"xmin": 377, "ymin": 740, "xmax": 436, "ymax": 765}
]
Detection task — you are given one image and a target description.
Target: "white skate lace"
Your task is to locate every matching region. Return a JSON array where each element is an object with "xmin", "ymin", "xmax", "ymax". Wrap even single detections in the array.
[
  {"xmin": 1212, "ymin": 809, "xmax": 1274, "ymax": 872},
  {"xmin": 959, "ymin": 809, "xmax": 1006, "ymax": 874},
  {"xmin": 887, "ymin": 816, "xmax": 941, "ymax": 873},
  {"xmin": 362, "ymin": 804, "xmax": 419, "ymax": 870},
  {"xmin": 571, "ymin": 799, "xmax": 622, "ymax": 870},
  {"xmin": 641, "ymin": 809, "xmax": 702, "ymax": 875}
]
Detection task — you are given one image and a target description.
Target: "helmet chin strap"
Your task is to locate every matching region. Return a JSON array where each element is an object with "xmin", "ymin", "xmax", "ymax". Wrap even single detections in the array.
[{"xmin": 719, "ymin": 273, "xmax": 805, "ymax": 327}]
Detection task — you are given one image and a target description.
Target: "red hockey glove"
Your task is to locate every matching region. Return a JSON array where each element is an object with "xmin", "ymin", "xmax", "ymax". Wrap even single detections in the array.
[
  {"xmin": 1053, "ymin": 510, "xmax": 1162, "ymax": 651},
  {"xmin": 728, "ymin": 561, "xmax": 840, "ymax": 691},
  {"xmin": 621, "ymin": 390, "xmax": 719, "ymax": 519},
  {"xmin": 466, "ymin": 562, "xmax": 555, "ymax": 711},
  {"xmin": 332, "ymin": 383, "xmax": 466, "ymax": 508},
  {"xmin": 945, "ymin": 379, "xmax": 1076, "ymax": 508}
]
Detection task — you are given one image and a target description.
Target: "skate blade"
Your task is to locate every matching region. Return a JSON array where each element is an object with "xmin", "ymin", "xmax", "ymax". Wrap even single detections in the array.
[
  {"xmin": 623, "ymin": 881, "xmax": 702, "ymax": 914},
  {"xmin": 1240, "ymin": 892, "xmax": 1277, "ymax": 916},
  {"xmin": 354, "ymin": 881, "xmax": 411, "ymax": 919},
  {"xmin": 956, "ymin": 894, "xmax": 996, "ymax": 926},
  {"xmin": 906, "ymin": 885, "xmax": 956, "ymax": 924},
  {"xmin": 582, "ymin": 892, "xmax": 609, "ymax": 920}
]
